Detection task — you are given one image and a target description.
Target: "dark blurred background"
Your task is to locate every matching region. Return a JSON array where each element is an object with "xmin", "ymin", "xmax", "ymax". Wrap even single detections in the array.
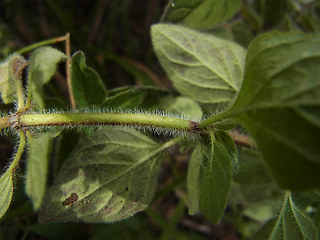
[{"xmin": 0, "ymin": 0, "xmax": 171, "ymax": 89}]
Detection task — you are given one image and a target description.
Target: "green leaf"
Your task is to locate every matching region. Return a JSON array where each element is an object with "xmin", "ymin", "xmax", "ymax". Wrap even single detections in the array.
[
  {"xmin": 234, "ymin": 148, "xmax": 273, "ymax": 185},
  {"xmin": 0, "ymin": 131, "xmax": 26, "ymax": 220},
  {"xmin": 229, "ymin": 181, "xmax": 278, "ymax": 205},
  {"xmin": 151, "ymin": 24, "xmax": 246, "ymax": 106},
  {"xmin": 164, "ymin": 96, "xmax": 203, "ymax": 121},
  {"xmin": 71, "ymin": 51, "xmax": 107, "ymax": 107},
  {"xmin": 243, "ymin": 200, "xmax": 280, "ymax": 222},
  {"xmin": 253, "ymin": 217, "xmax": 277, "ymax": 240},
  {"xmin": 187, "ymin": 131, "xmax": 233, "ymax": 223},
  {"xmin": 101, "ymin": 87, "xmax": 146, "ymax": 109},
  {"xmin": 230, "ymin": 31, "xmax": 320, "ymax": 190},
  {"xmin": 254, "ymin": 192, "xmax": 318, "ymax": 240},
  {"xmin": 187, "ymin": 144, "xmax": 202, "ymax": 214},
  {"xmin": 26, "ymin": 133, "xmax": 54, "ymax": 210},
  {"xmin": 139, "ymin": 87, "xmax": 171, "ymax": 109},
  {"xmin": 39, "ymin": 127, "xmax": 169, "ymax": 223},
  {"xmin": 161, "ymin": 0, "xmax": 240, "ymax": 29},
  {"xmin": 214, "ymin": 130, "xmax": 239, "ymax": 175},
  {"xmin": 0, "ymin": 169, "xmax": 13, "ymax": 219},
  {"xmin": 0, "ymin": 54, "xmax": 26, "ymax": 104},
  {"xmin": 27, "ymin": 47, "xmax": 66, "ymax": 108}
]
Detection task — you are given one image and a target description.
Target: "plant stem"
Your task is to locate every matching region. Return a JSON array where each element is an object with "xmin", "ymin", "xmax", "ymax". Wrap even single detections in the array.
[
  {"xmin": 198, "ymin": 110, "xmax": 235, "ymax": 129},
  {"xmin": 16, "ymin": 34, "xmax": 69, "ymax": 55},
  {"xmin": 159, "ymin": 0, "xmax": 173, "ymax": 22},
  {"xmin": 9, "ymin": 131, "xmax": 26, "ymax": 172},
  {"xmin": 0, "ymin": 110, "xmax": 256, "ymax": 148},
  {"xmin": 64, "ymin": 33, "xmax": 76, "ymax": 109},
  {"xmin": 18, "ymin": 112, "xmax": 199, "ymax": 133}
]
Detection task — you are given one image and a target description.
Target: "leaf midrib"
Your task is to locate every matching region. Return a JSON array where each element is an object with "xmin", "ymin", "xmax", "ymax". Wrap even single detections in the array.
[
  {"xmin": 55, "ymin": 138, "xmax": 178, "ymax": 213},
  {"xmin": 157, "ymin": 29, "xmax": 238, "ymax": 91},
  {"xmin": 243, "ymin": 39, "xmax": 320, "ymax": 107}
]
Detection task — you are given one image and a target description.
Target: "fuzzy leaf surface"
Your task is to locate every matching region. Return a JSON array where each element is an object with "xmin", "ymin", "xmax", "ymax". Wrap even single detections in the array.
[
  {"xmin": 230, "ymin": 32, "xmax": 320, "ymax": 190},
  {"xmin": 0, "ymin": 170, "xmax": 13, "ymax": 219},
  {"xmin": 187, "ymin": 131, "xmax": 233, "ymax": 224},
  {"xmin": 26, "ymin": 133, "xmax": 53, "ymax": 210},
  {"xmin": 27, "ymin": 47, "xmax": 66, "ymax": 108},
  {"xmin": 151, "ymin": 24, "xmax": 245, "ymax": 106},
  {"xmin": 162, "ymin": 0, "xmax": 240, "ymax": 29},
  {"xmin": 39, "ymin": 127, "xmax": 166, "ymax": 223},
  {"xmin": 71, "ymin": 51, "xmax": 107, "ymax": 107},
  {"xmin": 254, "ymin": 192, "xmax": 318, "ymax": 240},
  {"xmin": 0, "ymin": 55, "xmax": 26, "ymax": 104}
]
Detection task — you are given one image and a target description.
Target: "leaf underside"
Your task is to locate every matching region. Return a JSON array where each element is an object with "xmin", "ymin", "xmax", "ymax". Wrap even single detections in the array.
[
  {"xmin": 187, "ymin": 130, "xmax": 234, "ymax": 224},
  {"xmin": 26, "ymin": 133, "xmax": 53, "ymax": 210},
  {"xmin": 0, "ymin": 54, "xmax": 26, "ymax": 104},
  {"xmin": 0, "ymin": 170, "xmax": 13, "ymax": 219},
  {"xmin": 162, "ymin": 0, "xmax": 240, "ymax": 29},
  {"xmin": 39, "ymin": 127, "xmax": 165, "ymax": 223},
  {"xmin": 254, "ymin": 192, "xmax": 318, "ymax": 240},
  {"xmin": 151, "ymin": 24, "xmax": 246, "ymax": 107},
  {"xmin": 231, "ymin": 31, "xmax": 320, "ymax": 190},
  {"xmin": 27, "ymin": 47, "xmax": 66, "ymax": 108}
]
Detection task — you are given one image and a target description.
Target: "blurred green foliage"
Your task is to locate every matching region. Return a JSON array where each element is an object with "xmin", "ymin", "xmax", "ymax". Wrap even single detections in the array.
[{"xmin": 1, "ymin": 0, "xmax": 320, "ymax": 239}]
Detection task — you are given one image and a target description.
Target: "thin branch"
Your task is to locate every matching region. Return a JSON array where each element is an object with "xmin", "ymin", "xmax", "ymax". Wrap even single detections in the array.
[
  {"xmin": 64, "ymin": 33, "xmax": 76, "ymax": 109},
  {"xmin": 16, "ymin": 34, "xmax": 69, "ymax": 55}
]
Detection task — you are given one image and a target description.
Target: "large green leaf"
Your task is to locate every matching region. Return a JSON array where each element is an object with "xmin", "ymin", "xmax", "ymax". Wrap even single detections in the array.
[
  {"xmin": 0, "ymin": 54, "xmax": 26, "ymax": 104},
  {"xmin": 151, "ymin": 24, "xmax": 245, "ymax": 106},
  {"xmin": 0, "ymin": 169, "xmax": 13, "ymax": 219},
  {"xmin": 0, "ymin": 133, "xmax": 26, "ymax": 219},
  {"xmin": 187, "ymin": 130, "xmax": 233, "ymax": 224},
  {"xmin": 27, "ymin": 47, "xmax": 66, "ymax": 108},
  {"xmin": 254, "ymin": 192, "xmax": 318, "ymax": 240},
  {"xmin": 230, "ymin": 31, "xmax": 320, "ymax": 190},
  {"xmin": 161, "ymin": 0, "xmax": 240, "ymax": 29},
  {"xmin": 71, "ymin": 51, "xmax": 107, "ymax": 107},
  {"xmin": 39, "ymin": 127, "xmax": 169, "ymax": 223},
  {"xmin": 26, "ymin": 133, "xmax": 54, "ymax": 210}
]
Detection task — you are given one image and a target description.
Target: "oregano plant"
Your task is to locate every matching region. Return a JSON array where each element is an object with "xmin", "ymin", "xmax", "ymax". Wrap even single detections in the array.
[{"xmin": 0, "ymin": 0, "xmax": 320, "ymax": 238}]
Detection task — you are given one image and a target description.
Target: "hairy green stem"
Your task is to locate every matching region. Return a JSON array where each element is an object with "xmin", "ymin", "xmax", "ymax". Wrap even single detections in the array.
[
  {"xmin": 17, "ymin": 112, "xmax": 199, "ymax": 132},
  {"xmin": 0, "ymin": 110, "xmax": 256, "ymax": 148},
  {"xmin": 9, "ymin": 131, "xmax": 26, "ymax": 172}
]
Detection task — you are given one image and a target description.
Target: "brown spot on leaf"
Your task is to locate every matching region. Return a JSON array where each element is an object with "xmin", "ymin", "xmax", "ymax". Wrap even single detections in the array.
[{"xmin": 62, "ymin": 193, "xmax": 78, "ymax": 206}]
